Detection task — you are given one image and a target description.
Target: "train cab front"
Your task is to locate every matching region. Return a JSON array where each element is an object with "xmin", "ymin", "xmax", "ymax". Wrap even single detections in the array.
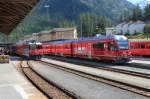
[
  {"xmin": 29, "ymin": 41, "xmax": 43, "ymax": 60},
  {"xmin": 114, "ymin": 35, "xmax": 131, "ymax": 63}
]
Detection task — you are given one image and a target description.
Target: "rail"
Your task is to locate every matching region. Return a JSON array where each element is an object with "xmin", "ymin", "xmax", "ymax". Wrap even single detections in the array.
[
  {"xmin": 20, "ymin": 60, "xmax": 79, "ymax": 99},
  {"xmin": 39, "ymin": 59, "xmax": 150, "ymax": 97}
]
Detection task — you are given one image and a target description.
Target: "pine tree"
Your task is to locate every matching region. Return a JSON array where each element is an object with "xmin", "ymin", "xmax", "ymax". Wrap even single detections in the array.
[
  {"xmin": 144, "ymin": 4, "xmax": 150, "ymax": 21},
  {"xmin": 132, "ymin": 5, "xmax": 142, "ymax": 21},
  {"xmin": 79, "ymin": 13, "xmax": 97, "ymax": 37},
  {"xmin": 97, "ymin": 16, "xmax": 112, "ymax": 35},
  {"xmin": 119, "ymin": 9, "xmax": 132, "ymax": 22},
  {"xmin": 144, "ymin": 24, "xmax": 150, "ymax": 39},
  {"xmin": 119, "ymin": 14, "xmax": 124, "ymax": 22}
]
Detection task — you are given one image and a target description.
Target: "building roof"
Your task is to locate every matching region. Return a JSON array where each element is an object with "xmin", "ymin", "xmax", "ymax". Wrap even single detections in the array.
[
  {"xmin": 39, "ymin": 30, "xmax": 52, "ymax": 35},
  {"xmin": 52, "ymin": 27, "xmax": 76, "ymax": 32},
  {"xmin": 116, "ymin": 21, "xmax": 146, "ymax": 28},
  {"xmin": 0, "ymin": 0, "xmax": 39, "ymax": 35}
]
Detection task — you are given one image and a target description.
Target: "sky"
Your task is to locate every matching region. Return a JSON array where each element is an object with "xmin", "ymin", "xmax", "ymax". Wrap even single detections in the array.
[
  {"xmin": 127, "ymin": 0, "xmax": 150, "ymax": 4},
  {"xmin": 127, "ymin": 0, "xmax": 141, "ymax": 4}
]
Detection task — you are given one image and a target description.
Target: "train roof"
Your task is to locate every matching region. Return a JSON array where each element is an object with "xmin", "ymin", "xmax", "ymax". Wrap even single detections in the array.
[
  {"xmin": 73, "ymin": 35, "xmax": 126, "ymax": 43},
  {"xmin": 28, "ymin": 42, "xmax": 42, "ymax": 45},
  {"xmin": 43, "ymin": 39, "xmax": 69, "ymax": 43},
  {"xmin": 74, "ymin": 36, "xmax": 111, "ymax": 43},
  {"xmin": 47, "ymin": 35, "xmax": 128, "ymax": 44},
  {"xmin": 77, "ymin": 35, "xmax": 128, "ymax": 42},
  {"xmin": 15, "ymin": 40, "xmax": 42, "ymax": 45}
]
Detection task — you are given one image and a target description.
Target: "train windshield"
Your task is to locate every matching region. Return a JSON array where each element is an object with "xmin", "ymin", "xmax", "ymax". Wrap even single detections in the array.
[
  {"xmin": 117, "ymin": 41, "xmax": 129, "ymax": 50},
  {"xmin": 114, "ymin": 35, "xmax": 129, "ymax": 50}
]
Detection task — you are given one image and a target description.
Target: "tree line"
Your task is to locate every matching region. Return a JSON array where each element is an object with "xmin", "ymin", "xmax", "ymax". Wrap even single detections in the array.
[
  {"xmin": 8, "ymin": 12, "xmax": 112, "ymax": 42},
  {"xmin": 79, "ymin": 13, "xmax": 112, "ymax": 37},
  {"xmin": 120, "ymin": 4, "xmax": 150, "ymax": 22},
  {"xmin": 119, "ymin": 4, "xmax": 150, "ymax": 37}
]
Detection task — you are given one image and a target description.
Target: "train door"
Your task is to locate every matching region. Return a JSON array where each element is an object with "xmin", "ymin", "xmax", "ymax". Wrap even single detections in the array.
[
  {"xmin": 24, "ymin": 44, "xmax": 30, "ymax": 57},
  {"xmin": 87, "ymin": 42, "xmax": 92, "ymax": 59},
  {"xmin": 74, "ymin": 42, "xmax": 82, "ymax": 57},
  {"xmin": 29, "ymin": 44, "xmax": 37, "ymax": 57},
  {"xmin": 70, "ymin": 43, "xmax": 73, "ymax": 57},
  {"xmin": 60, "ymin": 44, "xmax": 64, "ymax": 56},
  {"xmin": 72, "ymin": 43, "xmax": 77, "ymax": 57},
  {"xmin": 104, "ymin": 41, "xmax": 117, "ymax": 60},
  {"xmin": 92, "ymin": 42, "xmax": 106, "ymax": 59},
  {"xmin": 66, "ymin": 43, "xmax": 72, "ymax": 56}
]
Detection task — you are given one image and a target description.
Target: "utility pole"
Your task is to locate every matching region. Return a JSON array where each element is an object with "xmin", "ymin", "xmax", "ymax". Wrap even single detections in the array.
[
  {"xmin": 80, "ymin": 20, "xmax": 83, "ymax": 38},
  {"xmin": 44, "ymin": 4, "xmax": 50, "ymax": 21}
]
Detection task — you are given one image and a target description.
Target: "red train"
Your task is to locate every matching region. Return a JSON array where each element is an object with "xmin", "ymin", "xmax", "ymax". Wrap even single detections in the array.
[
  {"xmin": 42, "ymin": 35, "xmax": 131, "ymax": 63},
  {"xmin": 129, "ymin": 41, "xmax": 150, "ymax": 56},
  {"xmin": 11, "ymin": 35, "xmax": 131, "ymax": 63},
  {"xmin": 11, "ymin": 40, "xmax": 43, "ymax": 59}
]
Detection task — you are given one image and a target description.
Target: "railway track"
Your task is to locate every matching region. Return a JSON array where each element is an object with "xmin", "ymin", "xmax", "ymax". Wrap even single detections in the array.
[
  {"xmin": 20, "ymin": 60, "xmax": 79, "ymax": 99},
  {"xmin": 43, "ymin": 56, "xmax": 150, "ymax": 79},
  {"xmin": 39, "ymin": 59, "xmax": 150, "ymax": 97}
]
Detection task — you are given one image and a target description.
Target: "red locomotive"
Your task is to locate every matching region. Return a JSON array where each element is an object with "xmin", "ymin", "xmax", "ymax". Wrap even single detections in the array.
[
  {"xmin": 11, "ymin": 40, "xmax": 43, "ymax": 59},
  {"xmin": 42, "ymin": 35, "xmax": 131, "ymax": 63},
  {"xmin": 130, "ymin": 41, "xmax": 150, "ymax": 56}
]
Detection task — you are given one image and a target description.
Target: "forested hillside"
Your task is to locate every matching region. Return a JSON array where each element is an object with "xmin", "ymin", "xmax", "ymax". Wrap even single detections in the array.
[{"xmin": 8, "ymin": 0, "xmax": 134, "ymax": 42}]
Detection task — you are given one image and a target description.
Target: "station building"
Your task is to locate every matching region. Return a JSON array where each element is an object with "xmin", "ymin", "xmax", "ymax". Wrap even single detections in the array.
[
  {"xmin": 23, "ymin": 27, "xmax": 78, "ymax": 42},
  {"xmin": 105, "ymin": 27, "xmax": 116, "ymax": 36},
  {"xmin": 116, "ymin": 21, "xmax": 146, "ymax": 35}
]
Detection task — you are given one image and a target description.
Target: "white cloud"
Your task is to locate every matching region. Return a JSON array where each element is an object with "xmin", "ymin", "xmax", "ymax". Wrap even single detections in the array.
[{"xmin": 127, "ymin": 0, "xmax": 150, "ymax": 4}]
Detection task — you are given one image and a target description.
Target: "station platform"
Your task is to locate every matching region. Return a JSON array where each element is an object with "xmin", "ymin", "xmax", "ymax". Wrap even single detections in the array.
[
  {"xmin": 0, "ymin": 60, "xmax": 47, "ymax": 99},
  {"xmin": 131, "ymin": 59, "xmax": 150, "ymax": 65}
]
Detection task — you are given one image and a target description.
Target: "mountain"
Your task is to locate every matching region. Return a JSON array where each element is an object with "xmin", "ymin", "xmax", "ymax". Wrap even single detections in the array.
[
  {"xmin": 35, "ymin": 0, "xmax": 134, "ymax": 21},
  {"xmin": 12, "ymin": 0, "xmax": 135, "ymax": 37},
  {"xmin": 138, "ymin": 0, "xmax": 150, "ymax": 9}
]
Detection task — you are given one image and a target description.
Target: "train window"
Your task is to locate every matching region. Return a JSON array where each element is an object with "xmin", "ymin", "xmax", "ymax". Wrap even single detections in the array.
[
  {"xmin": 93, "ymin": 42, "xmax": 105, "ymax": 50},
  {"xmin": 135, "ymin": 44, "xmax": 139, "ymax": 49},
  {"xmin": 64, "ymin": 45, "xmax": 70, "ymax": 49},
  {"xmin": 137, "ymin": 44, "xmax": 141, "ymax": 48},
  {"xmin": 148, "ymin": 44, "xmax": 150, "ymax": 48},
  {"xmin": 30, "ymin": 45, "xmax": 36, "ymax": 50},
  {"xmin": 117, "ymin": 40, "xmax": 129, "ymax": 50},
  {"xmin": 37, "ymin": 45, "xmax": 42, "ymax": 49},
  {"xmin": 130, "ymin": 44, "xmax": 134, "ymax": 49},
  {"xmin": 141, "ymin": 44, "xmax": 145, "ymax": 49},
  {"xmin": 108, "ymin": 42, "xmax": 116, "ymax": 51}
]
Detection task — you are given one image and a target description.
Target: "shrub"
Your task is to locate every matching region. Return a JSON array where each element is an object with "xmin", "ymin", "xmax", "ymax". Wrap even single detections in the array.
[
  {"xmin": 144, "ymin": 24, "xmax": 150, "ymax": 34},
  {"xmin": 125, "ymin": 32, "xmax": 130, "ymax": 36}
]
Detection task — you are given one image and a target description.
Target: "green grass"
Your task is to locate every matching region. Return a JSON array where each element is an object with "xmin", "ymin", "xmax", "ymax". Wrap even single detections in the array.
[
  {"xmin": 127, "ymin": 33, "xmax": 150, "ymax": 41},
  {"xmin": 129, "ymin": 38, "xmax": 150, "ymax": 41}
]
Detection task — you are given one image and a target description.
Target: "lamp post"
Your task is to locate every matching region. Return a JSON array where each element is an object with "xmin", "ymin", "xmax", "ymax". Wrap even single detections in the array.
[{"xmin": 44, "ymin": 4, "xmax": 50, "ymax": 21}]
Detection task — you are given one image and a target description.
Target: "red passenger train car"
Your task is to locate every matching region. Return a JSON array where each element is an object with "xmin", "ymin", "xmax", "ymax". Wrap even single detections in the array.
[
  {"xmin": 130, "ymin": 41, "xmax": 150, "ymax": 56},
  {"xmin": 43, "ymin": 35, "xmax": 131, "ymax": 63},
  {"xmin": 11, "ymin": 40, "xmax": 43, "ymax": 59}
]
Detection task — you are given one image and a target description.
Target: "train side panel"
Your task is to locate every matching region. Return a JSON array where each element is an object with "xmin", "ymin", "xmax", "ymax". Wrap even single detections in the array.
[
  {"xmin": 42, "ymin": 35, "xmax": 130, "ymax": 63},
  {"xmin": 63, "ymin": 43, "xmax": 72, "ymax": 56},
  {"xmin": 130, "ymin": 41, "xmax": 150, "ymax": 56}
]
